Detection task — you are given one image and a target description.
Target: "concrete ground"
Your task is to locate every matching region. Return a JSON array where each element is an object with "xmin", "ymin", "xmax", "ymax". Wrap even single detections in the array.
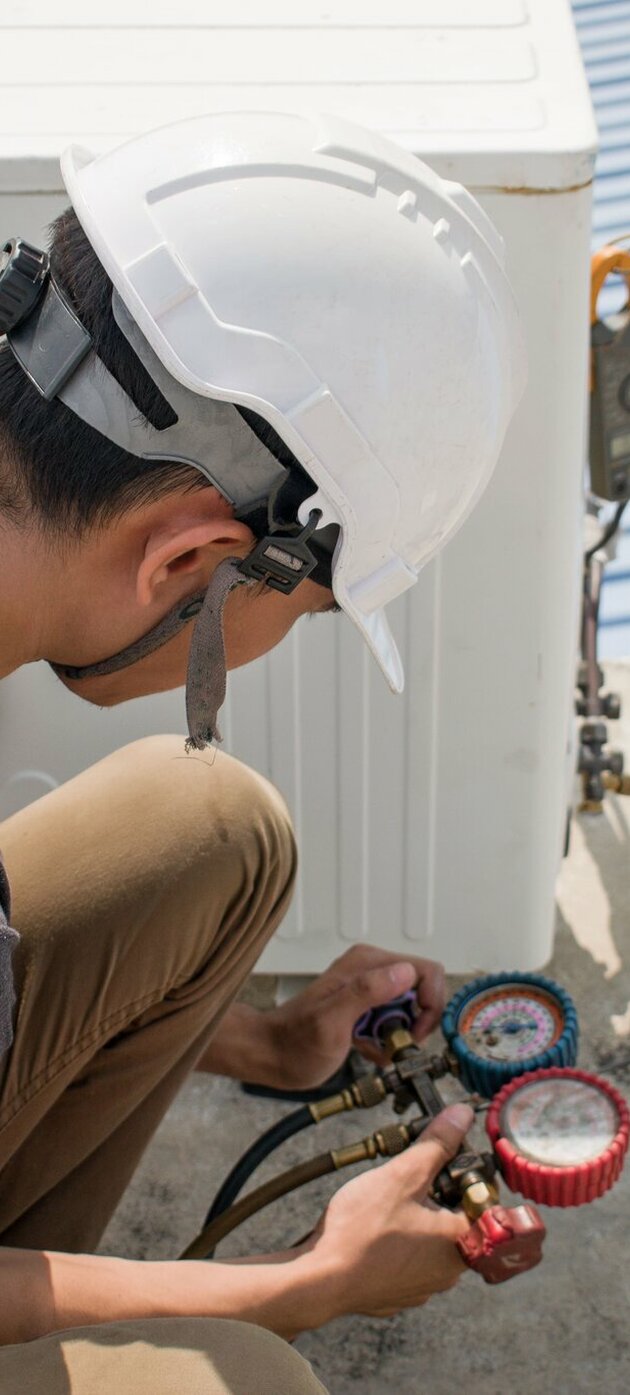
[{"xmin": 100, "ymin": 661, "xmax": 630, "ymax": 1395}]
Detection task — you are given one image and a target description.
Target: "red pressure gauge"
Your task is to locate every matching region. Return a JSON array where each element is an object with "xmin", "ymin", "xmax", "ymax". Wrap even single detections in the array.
[{"xmin": 487, "ymin": 1067, "xmax": 630, "ymax": 1206}]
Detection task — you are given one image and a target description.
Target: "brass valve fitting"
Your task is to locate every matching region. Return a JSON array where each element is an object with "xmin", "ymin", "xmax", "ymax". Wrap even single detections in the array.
[
  {"xmin": 331, "ymin": 1117, "xmax": 425, "ymax": 1169},
  {"xmin": 461, "ymin": 1177, "xmax": 501, "ymax": 1221},
  {"xmin": 308, "ymin": 1073, "xmax": 387, "ymax": 1123},
  {"xmin": 386, "ymin": 1027, "xmax": 416, "ymax": 1057},
  {"xmin": 603, "ymin": 771, "xmax": 630, "ymax": 796}
]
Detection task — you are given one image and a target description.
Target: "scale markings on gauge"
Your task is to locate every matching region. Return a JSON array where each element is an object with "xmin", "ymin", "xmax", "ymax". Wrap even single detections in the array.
[
  {"xmin": 459, "ymin": 986, "xmax": 564, "ymax": 1063},
  {"xmin": 442, "ymin": 972, "xmax": 579, "ymax": 1096}
]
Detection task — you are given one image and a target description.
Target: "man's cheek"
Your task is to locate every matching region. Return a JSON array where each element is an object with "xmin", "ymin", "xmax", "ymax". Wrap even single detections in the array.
[{"xmin": 224, "ymin": 606, "xmax": 303, "ymax": 670}]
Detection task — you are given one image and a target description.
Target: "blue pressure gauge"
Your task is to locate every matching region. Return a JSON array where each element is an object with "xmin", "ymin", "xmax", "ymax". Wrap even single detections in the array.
[{"xmin": 442, "ymin": 972, "xmax": 579, "ymax": 1098}]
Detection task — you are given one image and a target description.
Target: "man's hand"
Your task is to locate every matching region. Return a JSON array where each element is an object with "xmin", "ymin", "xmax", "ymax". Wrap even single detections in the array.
[
  {"xmin": 265, "ymin": 945, "xmax": 446, "ymax": 1091},
  {"xmin": 198, "ymin": 945, "xmax": 445, "ymax": 1092},
  {"xmin": 0, "ymin": 1105, "xmax": 473, "ymax": 1346},
  {"xmin": 300, "ymin": 1102, "xmax": 473, "ymax": 1321}
]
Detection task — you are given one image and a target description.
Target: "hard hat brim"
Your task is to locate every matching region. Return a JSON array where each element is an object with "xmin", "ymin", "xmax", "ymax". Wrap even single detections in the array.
[{"xmin": 341, "ymin": 599, "xmax": 405, "ymax": 695}]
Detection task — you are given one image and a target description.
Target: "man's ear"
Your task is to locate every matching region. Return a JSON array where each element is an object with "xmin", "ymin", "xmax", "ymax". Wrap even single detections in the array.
[{"xmin": 136, "ymin": 507, "xmax": 254, "ymax": 608}]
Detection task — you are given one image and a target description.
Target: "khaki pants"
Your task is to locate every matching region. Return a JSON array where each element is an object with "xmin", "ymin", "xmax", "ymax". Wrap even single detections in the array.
[{"xmin": 0, "ymin": 735, "xmax": 327, "ymax": 1394}]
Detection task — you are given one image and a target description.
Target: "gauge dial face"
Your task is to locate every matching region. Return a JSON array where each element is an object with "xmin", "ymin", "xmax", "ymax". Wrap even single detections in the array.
[
  {"xmin": 501, "ymin": 1076, "xmax": 619, "ymax": 1167},
  {"xmin": 458, "ymin": 985, "xmax": 564, "ymax": 1064}
]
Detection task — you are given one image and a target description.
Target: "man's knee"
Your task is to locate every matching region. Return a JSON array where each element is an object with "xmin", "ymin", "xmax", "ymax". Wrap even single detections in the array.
[
  {"xmin": 0, "ymin": 1317, "xmax": 330, "ymax": 1395},
  {"xmin": 0, "ymin": 734, "xmax": 296, "ymax": 1042},
  {"xmin": 122, "ymin": 735, "xmax": 295, "ymax": 876},
  {"xmin": 192, "ymin": 1319, "xmax": 329, "ymax": 1395},
  {"xmin": 113, "ymin": 736, "xmax": 298, "ymax": 984}
]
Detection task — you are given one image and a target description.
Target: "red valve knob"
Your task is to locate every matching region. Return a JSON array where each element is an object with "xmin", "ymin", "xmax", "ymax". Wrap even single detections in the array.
[{"xmin": 456, "ymin": 1203, "xmax": 546, "ymax": 1284}]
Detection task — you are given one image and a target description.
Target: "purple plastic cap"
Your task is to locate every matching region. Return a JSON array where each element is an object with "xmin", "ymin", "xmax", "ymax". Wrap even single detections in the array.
[{"xmin": 353, "ymin": 990, "xmax": 418, "ymax": 1047}]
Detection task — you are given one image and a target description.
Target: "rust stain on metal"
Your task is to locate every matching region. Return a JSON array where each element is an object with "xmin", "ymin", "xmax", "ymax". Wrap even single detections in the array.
[{"xmin": 473, "ymin": 179, "xmax": 594, "ymax": 197}]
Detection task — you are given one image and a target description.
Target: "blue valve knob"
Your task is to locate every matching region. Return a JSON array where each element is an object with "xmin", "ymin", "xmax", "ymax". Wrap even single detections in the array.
[{"xmin": 354, "ymin": 991, "xmax": 418, "ymax": 1048}]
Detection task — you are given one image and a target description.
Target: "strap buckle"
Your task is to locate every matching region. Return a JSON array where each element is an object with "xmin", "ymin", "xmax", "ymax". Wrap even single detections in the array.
[{"xmin": 238, "ymin": 509, "xmax": 322, "ymax": 594}]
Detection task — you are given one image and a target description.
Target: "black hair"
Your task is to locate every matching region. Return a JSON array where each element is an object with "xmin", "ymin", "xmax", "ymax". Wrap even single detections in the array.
[{"xmin": 0, "ymin": 207, "xmax": 297, "ymax": 539}]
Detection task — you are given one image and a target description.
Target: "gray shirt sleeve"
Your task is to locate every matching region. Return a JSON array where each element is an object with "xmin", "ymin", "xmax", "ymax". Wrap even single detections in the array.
[{"xmin": 0, "ymin": 859, "xmax": 19, "ymax": 1057}]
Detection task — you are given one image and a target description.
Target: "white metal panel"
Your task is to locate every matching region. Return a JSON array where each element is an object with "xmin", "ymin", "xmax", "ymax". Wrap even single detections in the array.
[
  {"xmin": 0, "ymin": 0, "xmax": 595, "ymax": 190},
  {"xmin": 0, "ymin": 658, "xmax": 189, "ymax": 821},
  {"xmin": 0, "ymin": 31, "xmax": 539, "ymax": 88},
  {"xmin": 0, "ymin": 1, "xmax": 529, "ymax": 26}
]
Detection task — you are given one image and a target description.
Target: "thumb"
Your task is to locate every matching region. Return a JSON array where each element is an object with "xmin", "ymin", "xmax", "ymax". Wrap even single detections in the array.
[{"xmin": 388, "ymin": 1103, "xmax": 474, "ymax": 1200}]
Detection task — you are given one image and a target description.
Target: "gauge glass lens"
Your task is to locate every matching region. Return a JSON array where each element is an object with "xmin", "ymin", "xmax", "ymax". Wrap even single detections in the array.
[
  {"xmin": 459, "ymin": 986, "xmax": 564, "ymax": 1063},
  {"xmin": 502, "ymin": 1077, "xmax": 618, "ymax": 1167}
]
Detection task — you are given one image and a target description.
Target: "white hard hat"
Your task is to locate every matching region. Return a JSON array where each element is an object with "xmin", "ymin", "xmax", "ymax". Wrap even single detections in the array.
[{"xmin": 62, "ymin": 110, "xmax": 526, "ymax": 696}]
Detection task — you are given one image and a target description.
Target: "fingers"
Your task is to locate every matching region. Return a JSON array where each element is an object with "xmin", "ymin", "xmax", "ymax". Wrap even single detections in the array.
[
  {"xmin": 326, "ymin": 946, "xmax": 446, "ymax": 1041},
  {"xmin": 411, "ymin": 959, "xmax": 446, "ymax": 1039},
  {"xmin": 429, "ymin": 1205, "xmax": 471, "ymax": 1245},
  {"xmin": 382, "ymin": 1103, "xmax": 475, "ymax": 1201},
  {"xmin": 336, "ymin": 960, "xmax": 417, "ymax": 1024},
  {"xmin": 410, "ymin": 1104, "xmax": 475, "ymax": 1194}
]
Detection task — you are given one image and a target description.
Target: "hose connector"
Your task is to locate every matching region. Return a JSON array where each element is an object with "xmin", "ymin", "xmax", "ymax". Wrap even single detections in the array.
[
  {"xmin": 331, "ymin": 1117, "xmax": 426, "ymax": 1168},
  {"xmin": 309, "ymin": 1073, "xmax": 387, "ymax": 1122}
]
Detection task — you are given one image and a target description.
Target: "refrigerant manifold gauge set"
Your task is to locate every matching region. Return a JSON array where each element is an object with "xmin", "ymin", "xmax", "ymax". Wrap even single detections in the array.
[
  {"xmin": 443, "ymin": 975, "xmax": 627, "ymax": 1211},
  {"xmin": 181, "ymin": 973, "xmax": 629, "ymax": 1284}
]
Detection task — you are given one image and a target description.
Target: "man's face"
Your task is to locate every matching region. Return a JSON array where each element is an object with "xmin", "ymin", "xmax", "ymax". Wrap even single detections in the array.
[
  {"xmin": 224, "ymin": 576, "xmax": 338, "ymax": 670},
  {"xmin": 9, "ymin": 481, "xmax": 338, "ymax": 708}
]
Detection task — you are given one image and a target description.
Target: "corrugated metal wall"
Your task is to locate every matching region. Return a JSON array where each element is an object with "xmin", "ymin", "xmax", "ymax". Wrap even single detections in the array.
[{"xmin": 575, "ymin": 0, "xmax": 630, "ymax": 656}]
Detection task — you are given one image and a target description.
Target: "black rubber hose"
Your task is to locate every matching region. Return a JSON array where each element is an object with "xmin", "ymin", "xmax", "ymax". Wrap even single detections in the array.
[
  {"xmin": 183, "ymin": 1151, "xmax": 335, "ymax": 1260},
  {"xmin": 584, "ymin": 500, "xmax": 627, "ymax": 562},
  {"xmin": 205, "ymin": 1104, "xmax": 314, "ymax": 1225}
]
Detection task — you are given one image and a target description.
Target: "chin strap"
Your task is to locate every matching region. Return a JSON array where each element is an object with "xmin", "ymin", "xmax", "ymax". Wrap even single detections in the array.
[
  {"xmin": 184, "ymin": 558, "xmax": 253, "ymax": 750},
  {"xmin": 52, "ymin": 558, "xmax": 254, "ymax": 750}
]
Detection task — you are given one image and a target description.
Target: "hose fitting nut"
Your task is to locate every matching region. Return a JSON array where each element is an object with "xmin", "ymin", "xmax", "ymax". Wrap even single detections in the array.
[
  {"xmin": 374, "ymin": 1123, "xmax": 411, "ymax": 1156},
  {"xmin": 351, "ymin": 1074, "xmax": 388, "ymax": 1109}
]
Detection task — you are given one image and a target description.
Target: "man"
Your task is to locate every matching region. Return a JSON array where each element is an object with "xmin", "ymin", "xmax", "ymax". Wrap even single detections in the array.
[{"xmin": 0, "ymin": 112, "xmax": 524, "ymax": 1392}]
